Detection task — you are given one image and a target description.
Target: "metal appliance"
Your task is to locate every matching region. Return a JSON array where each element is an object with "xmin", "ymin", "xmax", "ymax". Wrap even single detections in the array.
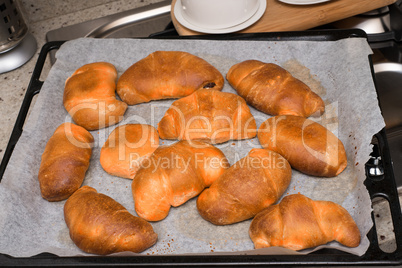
[{"xmin": 0, "ymin": 0, "xmax": 36, "ymax": 73}]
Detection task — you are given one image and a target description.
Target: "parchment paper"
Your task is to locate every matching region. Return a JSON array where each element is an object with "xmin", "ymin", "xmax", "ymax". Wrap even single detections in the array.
[{"xmin": 0, "ymin": 37, "xmax": 385, "ymax": 257}]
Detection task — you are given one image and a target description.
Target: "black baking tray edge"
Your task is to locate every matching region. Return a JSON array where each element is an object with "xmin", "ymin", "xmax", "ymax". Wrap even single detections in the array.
[{"xmin": 0, "ymin": 29, "xmax": 401, "ymax": 267}]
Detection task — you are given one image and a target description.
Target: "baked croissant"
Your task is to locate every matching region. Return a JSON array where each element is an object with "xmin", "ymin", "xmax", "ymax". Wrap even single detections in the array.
[
  {"xmin": 38, "ymin": 122, "xmax": 93, "ymax": 202},
  {"xmin": 64, "ymin": 186, "xmax": 158, "ymax": 255},
  {"xmin": 249, "ymin": 194, "xmax": 361, "ymax": 250},
  {"xmin": 117, "ymin": 51, "xmax": 224, "ymax": 105},
  {"xmin": 100, "ymin": 124, "xmax": 159, "ymax": 179},
  {"xmin": 197, "ymin": 148, "xmax": 291, "ymax": 225},
  {"xmin": 132, "ymin": 140, "xmax": 229, "ymax": 221},
  {"xmin": 226, "ymin": 60, "xmax": 325, "ymax": 117},
  {"xmin": 158, "ymin": 89, "xmax": 257, "ymax": 144},
  {"xmin": 258, "ymin": 115, "xmax": 347, "ymax": 177},
  {"xmin": 63, "ymin": 62, "xmax": 127, "ymax": 130}
]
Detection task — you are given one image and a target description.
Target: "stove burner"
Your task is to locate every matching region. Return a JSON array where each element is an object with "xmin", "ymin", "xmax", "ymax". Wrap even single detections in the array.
[
  {"xmin": 331, "ymin": 8, "xmax": 391, "ymax": 34},
  {"xmin": 360, "ymin": 6, "xmax": 390, "ymax": 16}
]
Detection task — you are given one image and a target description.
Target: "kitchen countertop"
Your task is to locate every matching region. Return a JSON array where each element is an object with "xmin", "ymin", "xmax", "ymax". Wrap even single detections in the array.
[
  {"xmin": 0, "ymin": 0, "xmax": 165, "ymax": 162},
  {"xmin": 0, "ymin": 0, "xmax": 400, "ymax": 263}
]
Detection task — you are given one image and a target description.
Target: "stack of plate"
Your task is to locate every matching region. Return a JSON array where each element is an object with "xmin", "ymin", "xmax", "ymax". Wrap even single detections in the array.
[
  {"xmin": 174, "ymin": 0, "xmax": 267, "ymax": 34},
  {"xmin": 279, "ymin": 0, "xmax": 331, "ymax": 4}
]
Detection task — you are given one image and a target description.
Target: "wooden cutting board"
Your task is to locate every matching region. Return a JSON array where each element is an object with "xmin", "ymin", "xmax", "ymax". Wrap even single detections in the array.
[{"xmin": 171, "ymin": 0, "xmax": 397, "ymax": 35}]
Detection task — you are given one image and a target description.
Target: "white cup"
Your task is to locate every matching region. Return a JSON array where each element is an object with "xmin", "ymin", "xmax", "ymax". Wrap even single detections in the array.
[{"xmin": 180, "ymin": 0, "xmax": 261, "ymax": 30}]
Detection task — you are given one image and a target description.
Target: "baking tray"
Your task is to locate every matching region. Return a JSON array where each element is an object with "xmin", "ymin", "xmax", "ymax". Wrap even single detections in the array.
[{"xmin": 0, "ymin": 30, "xmax": 401, "ymax": 266}]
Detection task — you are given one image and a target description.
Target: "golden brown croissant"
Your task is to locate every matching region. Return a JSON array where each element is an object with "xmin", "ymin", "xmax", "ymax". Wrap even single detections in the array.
[
  {"xmin": 117, "ymin": 51, "xmax": 224, "ymax": 105},
  {"xmin": 226, "ymin": 60, "xmax": 325, "ymax": 117},
  {"xmin": 38, "ymin": 122, "xmax": 93, "ymax": 201},
  {"xmin": 63, "ymin": 62, "xmax": 127, "ymax": 130},
  {"xmin": 158, "ymin": 89, "xmax": 257, "ymax": 144},
  {"xmin": 100, "ymin": 124, "xmax": 159, "ymax": 179},
  {"xmin": 249, "ymin": 194, "xmax": 361, "ymax": 250},
  {"xmin": 258, "ymin": 115, "xmax": 347, "ymax": 177},
  {"xmin": 64, "ymin": 186, "xmax": 158, "ymax": 255},
  {"xmin": 197, "ymin": 148, "xmax": 291, "ymax": 225},
  {"xmin": 132, "ymin": 140, "xmax": 229, "ymax": 221}
]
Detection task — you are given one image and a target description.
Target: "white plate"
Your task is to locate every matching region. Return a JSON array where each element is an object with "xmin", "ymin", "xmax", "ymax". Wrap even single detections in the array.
[
  {"xmin": 278, "ymin": 0, "xmax": 331, "ymax": 5},
  {"xmin": 174, "ymin": 0, "xmax": 267, "ymax": 34}
]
